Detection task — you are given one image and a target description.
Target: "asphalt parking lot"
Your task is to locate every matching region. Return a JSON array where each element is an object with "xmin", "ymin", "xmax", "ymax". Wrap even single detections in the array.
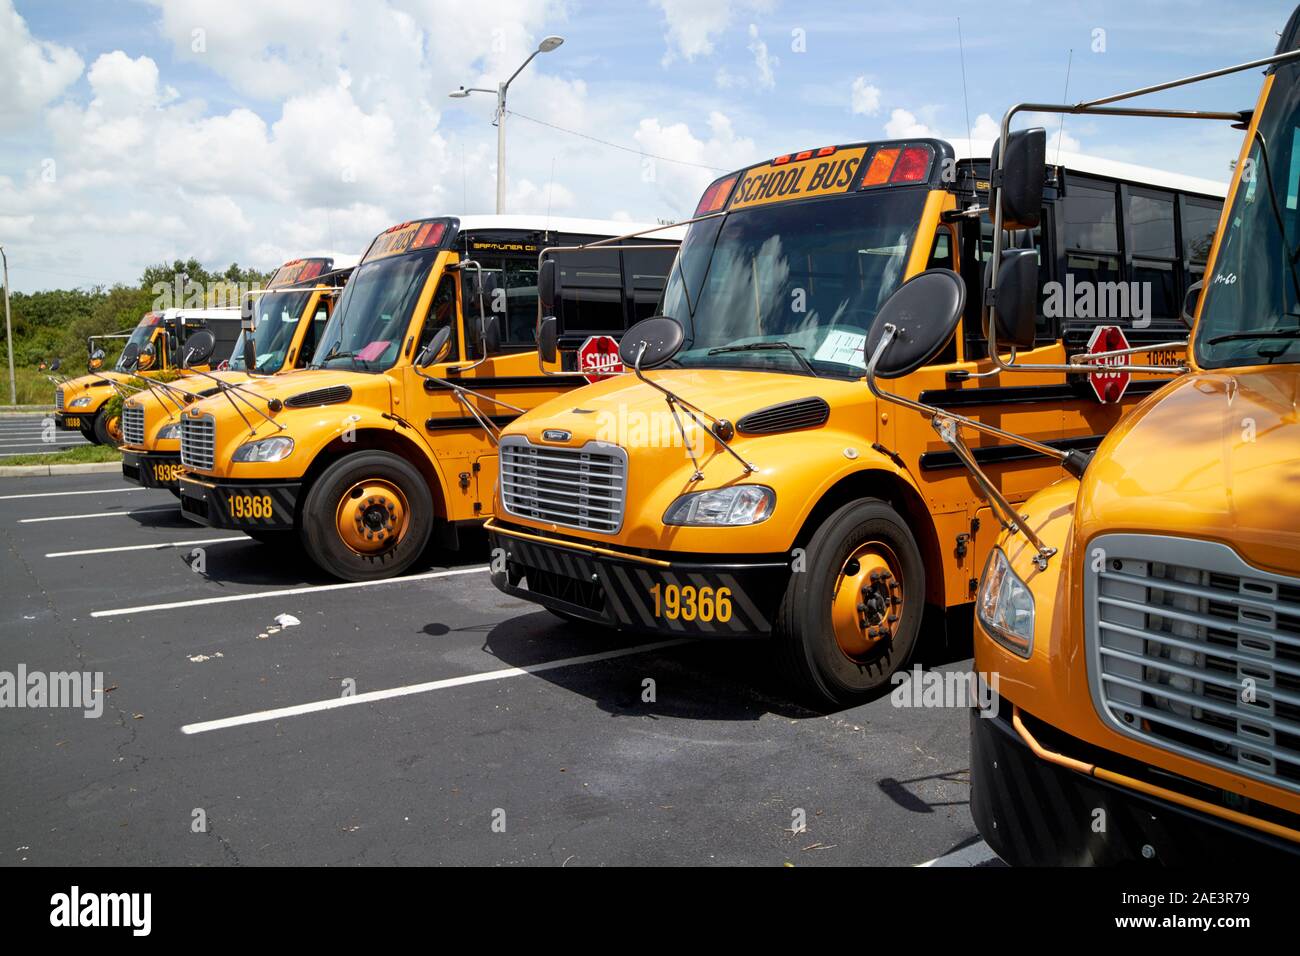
[
  {"xmin": 0, "ymin": 470, "xmax": 997, "ymax": 866},
  {"xmin": 0, "ymin": 413, "xmax": 91, "ymax": 458}
]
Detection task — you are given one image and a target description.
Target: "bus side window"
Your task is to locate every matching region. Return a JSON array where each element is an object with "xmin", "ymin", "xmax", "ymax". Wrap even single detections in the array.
[
  {"xmin": 417, "ymin": 274, "xmax": 458, "ymax": 362},
  {"xmin": 465, "ymin": 257, "xmax": 536, "ymax": 350},
  {"xmin": 960, "ymin": 215, "xmax": 1048, "ymax": 359}
]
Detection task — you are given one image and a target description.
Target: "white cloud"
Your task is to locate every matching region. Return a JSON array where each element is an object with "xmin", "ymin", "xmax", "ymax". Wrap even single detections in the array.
[
  {"xmin": 748, "ymin": 24, "xmax": 776, "ymax": 90},
  {"xmin": 653, "ymin": 0, "xmax": 772, "ymax": 65},
  {"xmin": 884, "ymin": 108, "xmax": 938, "ymax": 139},
  {"xmin": 86, "ymin": 51, "xmax": 177, "ymax": 113},
  {"xmin": 632, "ymin": 111, "xmax": 756, "ymax": 214},
  {"xmin": 0, "ymin": 0, "xmax": 83, "ymax": 129},
  {"xmin": 850, "ymin": 77, "xmax": 881, "ymax": 116}
]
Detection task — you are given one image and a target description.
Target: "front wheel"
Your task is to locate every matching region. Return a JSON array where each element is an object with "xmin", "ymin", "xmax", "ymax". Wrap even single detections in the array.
[
  {"xmin": 91, "ymin": 409, "xmax": 121, "ymax": 446},
  {"xmin": 299, "ymin": 451, "xmax": 434, "ymax": 581},
  {"xmin": 774, "ymin": 498, "xmax": 925, "ymax": 708}
]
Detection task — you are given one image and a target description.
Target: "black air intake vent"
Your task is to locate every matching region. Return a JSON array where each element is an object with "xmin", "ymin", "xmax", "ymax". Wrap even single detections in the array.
[
  {"xmin": 736, "ymin": 397, "xmax": 830, "ymax": 434},
  {"xmin": 285, "ymin": 384, "xmax": 352, "ymax": 408}
]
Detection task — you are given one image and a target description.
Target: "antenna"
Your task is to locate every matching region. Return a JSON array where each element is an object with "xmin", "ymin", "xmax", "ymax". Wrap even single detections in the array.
[
  {"xmin": 957, "ymin": 18, "xmax": 974, "ymax": 154},
  {"xmin": 1056, "ymin": 49, "xmax": 1073, "ymax": 164}
]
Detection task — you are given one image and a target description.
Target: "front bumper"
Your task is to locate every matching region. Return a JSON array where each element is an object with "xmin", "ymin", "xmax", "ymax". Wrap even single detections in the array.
[
  {"xmin": 486, "ymin": 519, "xmax": 788, "ymax": 636},
  {"xmin": 121, "ymin": 450, "xmax": 182, "ymax": 489},
  {"xmin": 179, "ymin": 475, "xmax": 301, "ymax": 530},
  {"xmin": 970, "ymin": 705, "xmax": 1300, "ymax": 866},
  {"xmin": 55, "ymin": 411, "xmax": 89, "ymax": 431}
]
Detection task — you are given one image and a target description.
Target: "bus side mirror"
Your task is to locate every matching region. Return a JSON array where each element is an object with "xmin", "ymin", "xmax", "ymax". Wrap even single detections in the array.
[
  {"xmin": 992, "ymin": 128, "xmax": 1045, "ymax": 231},
  {"xmin": 136, "ymin": 342, "xmax": 157, "ymax": 371},
  {"xmin": 1181, "ymin": 279, "xmax": 1203, "ymax": 327},
  {"xmin": 985, "ymin": 249, "xmax": 1039, "ymax": 350},
  {"xmin": 52, "ymin": 357, "xmax": 63, "ymax": 371},
  {"xmin": 416, "ymin": 326, "xmax": 452, "ymax": 367},
  {"xmin": 864, "ymin": 270, "xmax": 965, "ymax": 378},
  {"xmin": 181, "ymin": 330, "xmax": 215, "ymax": 368},
  {"xmin": 243, "ymin": 333, "xmax": 258, "ymax": 372},
  {"xmin": 620, "ymin": 316, "xmax": 684, "ymax": 370},
  {"xmin": 538, "ymin": 259, "xmax": 557, "ymax": 313},
  {"xmin": 538, "ymin": 315, "xmax": 558, "ymax": 364}
]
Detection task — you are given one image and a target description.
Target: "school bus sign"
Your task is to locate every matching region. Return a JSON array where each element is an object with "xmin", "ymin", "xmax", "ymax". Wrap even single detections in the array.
[{"xmin": 729, "ymin": 146, "xmax": 868, "ymax": 209}]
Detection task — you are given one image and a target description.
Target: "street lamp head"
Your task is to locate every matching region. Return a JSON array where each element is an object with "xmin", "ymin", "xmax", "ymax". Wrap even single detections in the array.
[
  {"xmin": 448, "ymin": 86, "xmax": 470, "ymax": 98},
  {"xmin": 537, "ymin": 35, "xmax": 564, "ymax": 53}
]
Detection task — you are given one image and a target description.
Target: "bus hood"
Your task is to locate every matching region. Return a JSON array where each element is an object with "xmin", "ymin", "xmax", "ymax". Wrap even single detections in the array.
[
  {"xmin": 508, "ymin": 367, "xmax": 860, "ymax": 454},
  {"xmin": 1075, "ymin": 367, "xmax": 1300, "ymax": 576}
]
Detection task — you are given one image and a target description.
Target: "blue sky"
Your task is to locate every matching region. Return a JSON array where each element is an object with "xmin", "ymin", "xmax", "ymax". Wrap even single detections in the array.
[{"xmin": 0, "ymin": 0, "xmax": 1293, "ymax": 291}]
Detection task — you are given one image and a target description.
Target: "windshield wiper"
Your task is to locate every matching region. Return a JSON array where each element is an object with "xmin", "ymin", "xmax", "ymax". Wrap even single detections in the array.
[
  {"xmin": 707, "ymin": 341, "xmax": 820, "ymax": 377},
  {"xmin": 1207, "ymin": 327, "xmax": 1300, "ymax": 344}
]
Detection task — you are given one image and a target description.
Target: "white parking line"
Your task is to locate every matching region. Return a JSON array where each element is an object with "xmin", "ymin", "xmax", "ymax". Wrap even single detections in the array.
[
  {"xmin": 0, "ymin": 487, "xmax": 143, "ymax": 501},
  {"xmin": 20, "ymin": 506, "xmax": 175, "ymax": 523},
  {"xmin": 93, "ymin": 565, "xmax": 490, "ymax": 618},
  {"xmin": 915, "ymin": 840, "xmax": 1002, "ymax": 867},
  {"xmin": 46, "ymin": 536, "xmax": 246, "ymax": 558},
  {"xmin": 181, "ymin": 638, "xmax": 690, "ymax": 735}
]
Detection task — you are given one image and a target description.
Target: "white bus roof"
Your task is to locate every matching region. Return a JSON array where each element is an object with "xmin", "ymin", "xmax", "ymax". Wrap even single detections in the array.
[
  {"xmin": 455, "ymin": 215, "xmax": 687, "ymax": 242},
  {"xmin": 949, "ymin": 139, "xmax": 1227, "ymax": 198},
  {"xmin": 158, "ymin": 308, "xmax": 242, "ymax": 322}
]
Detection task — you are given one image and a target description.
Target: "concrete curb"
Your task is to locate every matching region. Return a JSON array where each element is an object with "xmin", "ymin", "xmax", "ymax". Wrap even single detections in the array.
[{"xmin": 0, "ymin": 462, "xmax": 122, "ymax": 478}]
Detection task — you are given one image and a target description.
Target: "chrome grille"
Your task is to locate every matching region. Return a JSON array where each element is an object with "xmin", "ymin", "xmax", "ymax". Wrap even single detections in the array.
[
  {"xmin": 499, "ymin": 436, "xmax": 627, "ymax": 533},
  {"xmin": 1085, "ymin": 533, "xmax": 1300, "ymax": 796},
  {"xmin": 55, "ymin": 387, "xmax": 64, "ymax": 411},
  {"xmin": 180, "ymin": 414, "xmax": 216, "ymax": 470},
  {"xmin": 121, "ymin": 404, "xmax": 145, "ymax": 445}
]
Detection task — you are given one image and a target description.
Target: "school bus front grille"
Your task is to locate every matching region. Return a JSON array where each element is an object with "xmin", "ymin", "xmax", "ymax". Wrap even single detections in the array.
[
  {"xmin": 1085, "ymin": 533, "xmax": 1300, "ymax": 797},
  {"xmin": 121, "ymin": 404, "xmax": 145, "ymax": 445},
  {"xmin": 55, "ymin": 388, "xmax": 64, "ymax": 410},
  {"xmin": 180, "ymin": 414, "xmax": 216, "ymax": 470},
  {"xmin": 498, "ymin": 436, "xmax": 627, "ymax": 534}
]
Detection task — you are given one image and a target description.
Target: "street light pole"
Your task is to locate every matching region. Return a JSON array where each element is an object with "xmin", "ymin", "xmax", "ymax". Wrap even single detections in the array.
[
  {"xmin": 451, "ymin": 35, "xmax": 565, "ymax": 215},
  {"xmin": 1, "ymin": 246, "xmax": 14, "ymax": 406}
]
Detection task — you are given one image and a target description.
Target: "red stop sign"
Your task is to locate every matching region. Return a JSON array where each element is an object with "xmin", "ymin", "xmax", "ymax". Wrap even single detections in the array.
[
  {"xmin": 577, "ymin": 335, "xmax": 624, "ymax": 383},
  {"xmin": 1085, "ymin": 325, "xmax": 1131, "ymax": 403}
]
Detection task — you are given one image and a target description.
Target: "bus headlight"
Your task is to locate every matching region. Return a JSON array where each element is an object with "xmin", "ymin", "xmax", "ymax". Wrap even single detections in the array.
[
  {"xmin": 156, "ymin": 422, "xmax": 181, "ymax": 440},
  {"xmin": 977, "ymin": 547, "xmax": 1035, "ymax": 658},
  {"xmin": 663, "ymin": 485, "xmax": 775, "ymax": 526},
  {"xmin": 70, "ymin": 396, "xmax": 93, "ymax": 408},
  {"xmin": 232, "ymin": 436, "xmax": 294, "ymax": 462}
]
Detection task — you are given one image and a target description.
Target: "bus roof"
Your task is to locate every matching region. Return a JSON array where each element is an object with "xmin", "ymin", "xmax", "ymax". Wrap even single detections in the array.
[
  {"xmin": 157, "ymin": 308, "xmax": 242, "ymax": 322},
  {"xmin": 949, "ymin": 139, "xmax": 1227, "ymax": 198},
  {"xmin": 454, "ymin": 215, "xmax": 687, "ymax": 242},
  {"xmin": 707, "ymin": 138, "xmax": 1227, "ymax": 217}
]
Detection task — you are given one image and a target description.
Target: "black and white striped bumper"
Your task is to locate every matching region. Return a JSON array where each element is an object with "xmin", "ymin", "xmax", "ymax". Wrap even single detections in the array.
[
  {"xmin": 487, "ymin": 522, "xmax": 789, "ymax": 637},
  {"xmin": 179, "ymin": 476, "xmax": 300, "ymax": 530}
]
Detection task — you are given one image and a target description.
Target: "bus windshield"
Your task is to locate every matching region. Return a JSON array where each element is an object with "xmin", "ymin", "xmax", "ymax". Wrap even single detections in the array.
[
  {"xmin": 312, "ymin": 250, "xmax": 439, "ymax": 372},
  {"xmin": 114, "ymin": 320, "xmax": 159, "ymax": 372},
  {"xmin": 229, "ymin": 290, "xmax": 312, "ymax": 373},
  {"xmin": 662, "ymin": 189, "xmax": 926, "ymax": 377},
  {"xmin": 1196, "ymin": 58, "xmax": 1300, "ymax": 368}
]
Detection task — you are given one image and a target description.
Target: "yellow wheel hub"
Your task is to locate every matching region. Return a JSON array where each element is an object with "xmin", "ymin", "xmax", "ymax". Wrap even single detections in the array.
[
  {"xmin": 335, "ymin": 479, "xmax": 409, "ymax": 556},
  {"xmin": 106, "ymin": 415, "xmax": 122, "ymax": 443},
  {"xmin": 830, "ymin": 541, "xmax": 904, "ymax": 660}
]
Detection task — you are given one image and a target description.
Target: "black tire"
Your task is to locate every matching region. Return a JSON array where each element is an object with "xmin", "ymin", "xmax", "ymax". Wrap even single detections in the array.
[
  {"xmin": 775, "ymin": 498, "xmax": 926, "ymax": 708},
  {"xmin": 299, "ymin": 451, "xmax": 433, "ymax": 581},
  {"xmin": 79, "ymin": 420, "xmax": 98, "ymax": 444},
  {"xmin": 91, "ymin": 408, "xmax": 120, "ymax": 447}
]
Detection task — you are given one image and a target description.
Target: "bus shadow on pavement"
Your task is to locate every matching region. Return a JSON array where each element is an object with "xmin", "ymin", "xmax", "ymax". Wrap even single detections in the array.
[{"xmin": 475, "ymin": 610, "xmax": 830, "ymax": 722}]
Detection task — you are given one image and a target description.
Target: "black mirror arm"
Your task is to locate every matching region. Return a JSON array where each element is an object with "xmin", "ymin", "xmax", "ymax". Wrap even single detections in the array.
[
  {"xmin": 629, "ymin": 343, "xmax": 757, "ymax": 478},
  {"xmin": 866, "ymin": 324, "xmax": 1065, "ymax": 570},
  {"xmin": 410, "ymin": 363, "xmax": 524, "ymax": 446}
]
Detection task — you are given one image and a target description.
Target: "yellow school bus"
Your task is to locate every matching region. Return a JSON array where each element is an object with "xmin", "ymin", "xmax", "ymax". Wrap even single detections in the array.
[
  {"xmin": 119, "ymin": 258, "xmax": 352, "ymax": 493},
  {"xmin": 54, "ymin": 308, "xmax": 241, "ymax": 445},
  {"xmin": 952, "ymin": 10, "xmax": 1300, "ymax": 864},
  {"xmin": 486, "ymin": 141, "xmax": 1222, "ymax": 707},
  {"xmin": 176, "ymin": 215, "xmax": 681, "ymax": 578}
]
